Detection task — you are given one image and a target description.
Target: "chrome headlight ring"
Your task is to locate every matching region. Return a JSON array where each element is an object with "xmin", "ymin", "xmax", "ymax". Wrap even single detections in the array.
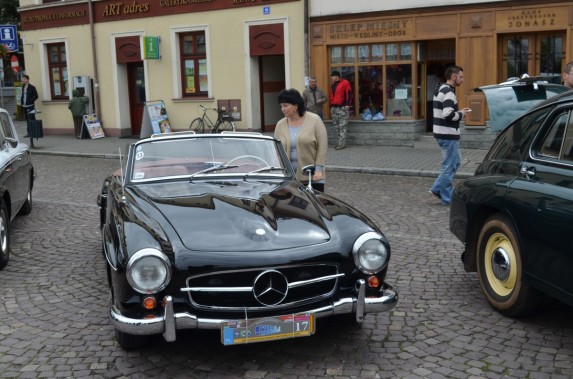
[
  {"xmin": 352, "ymin": 232, "xmax": 390, "ymax": 275},
  {"xmin": 126, "ymin": 248, "xmax": 172, "ymax": 294}
]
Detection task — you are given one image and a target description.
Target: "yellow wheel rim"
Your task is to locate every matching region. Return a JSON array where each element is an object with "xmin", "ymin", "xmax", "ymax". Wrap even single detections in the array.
[{"xmin": 484, "ymin": 232, "xmax": 518, "ymax": 297}]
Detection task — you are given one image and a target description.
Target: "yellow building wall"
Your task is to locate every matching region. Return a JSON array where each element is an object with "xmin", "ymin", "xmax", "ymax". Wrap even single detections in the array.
[{"xmin": 20, "ymin": 2, "xmax": 305, "ymax": 136}]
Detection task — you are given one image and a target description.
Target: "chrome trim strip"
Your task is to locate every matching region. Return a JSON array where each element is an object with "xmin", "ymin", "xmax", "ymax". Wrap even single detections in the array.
[
  {"xmin": 181, "ymin": 286, "xmax": 252, "ymax": 292},
  {"xmin": 181, "ymin": 273, "xmax": 344, "ymax": 292},
  {"xmin": 288, "ymin": 273, "xmax": 345, "ymax": 288}
]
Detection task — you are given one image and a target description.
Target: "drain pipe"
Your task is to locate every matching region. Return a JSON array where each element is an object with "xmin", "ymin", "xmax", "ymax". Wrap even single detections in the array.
[
  {"xmin": 88, "ymin": 0, "xmax": 101, "ymax": 117},
  {"xmin": 304, "ymin": 0, "xmax": 309, "ymax": 78}
]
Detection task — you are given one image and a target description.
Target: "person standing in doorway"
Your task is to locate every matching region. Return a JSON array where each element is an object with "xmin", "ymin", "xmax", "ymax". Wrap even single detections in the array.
[
  {"xmin": 329, "ymin": 70, "xmax": 353, "ymax": 150},
  {"xmin": 429, "ymin": 65, "xmax": 472, "ymax": 206},
  {"xmin": 562, "ymin": 61, "xmax": 573, "ymax": 89},
  {"xmin": 302, "ymin": 76, "xmax": 327, "ymax": 120},
  {"xmin": 68, "ymin": 89, "xmax": 89, "ymax": 138},
  {"xmin": 275, "ymin": 88, "xmax": 328, "ymax": 192},
  {"xmin": 21, "ymin": 75, "xmax": 39, "ymax": 138}
]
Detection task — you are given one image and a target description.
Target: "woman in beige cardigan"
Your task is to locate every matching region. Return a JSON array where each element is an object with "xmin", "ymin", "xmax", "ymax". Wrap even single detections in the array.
[{"xmin": 274, "ymin": 88, "xmax": 328, "ymax": 192}]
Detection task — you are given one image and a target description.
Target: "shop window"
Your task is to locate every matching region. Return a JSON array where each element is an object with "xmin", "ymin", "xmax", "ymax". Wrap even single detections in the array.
[
  {"xmin": 358, "ymin": 46, "xmax": 369, "ymax": 63},
  {"xmin": 358, "ymin": 66, "xmax": 382, "ymax": 116},
  {"xmin": 501, "ymin": 34, "xmax": 564, "ymax": 81},
  {"xmin": 386, "ymin": 65, "xmax": 412, "ymax": 117},
  {"xmin": 330, "ymin": 47, "xmax": 342, "ymax": 64},
  {"xmin": 330, "ymin": 43, "xmax": 414, "ymax": 120},
  {"xmin": 386, "ymin": 44, "xmax": 398, "ymax": 61},
  {"xmin": 372, "ymin": 45, "xmax": 383, "ymax": 62},
  {"xmin": 47, "ymin": 43, "xmax": 68, "ymax": 100},
  {"xmin": 179, "ymin": 31, "xmax": 207, "ymax": 97},
  {"xmin": 343, "ymin": 46, "xmax": 356, "ymax": 64}
]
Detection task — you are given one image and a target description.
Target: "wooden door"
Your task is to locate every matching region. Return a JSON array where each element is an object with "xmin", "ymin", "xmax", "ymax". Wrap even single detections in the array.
[{"xmin": 127, "ymin": 62, "xmax": 146, "ymax": 136}]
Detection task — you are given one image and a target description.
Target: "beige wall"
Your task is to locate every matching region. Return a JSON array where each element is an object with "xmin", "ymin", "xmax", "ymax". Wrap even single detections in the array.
[{"xmin": 19, "ymin": 2, "xmax": 305, "ymax": 136}]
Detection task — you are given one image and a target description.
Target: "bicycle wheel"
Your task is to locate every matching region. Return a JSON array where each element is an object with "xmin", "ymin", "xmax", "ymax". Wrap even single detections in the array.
[
  {"xmin": 190, "ymin": 118, "xmax": 205, "ymax": 133},
  {"xmin": 218, "ymin": 120, "xmax": 235, "ymax": 132}
]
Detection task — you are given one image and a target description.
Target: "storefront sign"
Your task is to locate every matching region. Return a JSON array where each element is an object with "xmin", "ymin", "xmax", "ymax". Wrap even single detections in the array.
[
  {"xmin": 20, "ymin": 0, "xmax": 299, "ymax": 31},
  {"xmin": 326, "ymin": 19, "xmax": 412, "ymax": 42},
  {"xmin": 496, "ymin": 8, "xmax": 567, "ymax": 31}
]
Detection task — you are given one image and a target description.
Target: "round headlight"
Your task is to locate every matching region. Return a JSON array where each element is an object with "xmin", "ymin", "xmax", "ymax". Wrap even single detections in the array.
[
  {"xmin": 127, "ymin": 248, "xmax": 171, "ymax": 294},
  {"xmin": 352, "ymin": 232, "xmax": 389, "ymax": 274}
]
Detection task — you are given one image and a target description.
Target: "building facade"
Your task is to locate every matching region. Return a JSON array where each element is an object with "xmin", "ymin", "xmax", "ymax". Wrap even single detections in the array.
[
  {"xmin": 309, "ymin": 0, "xmax": 573, "ymax": 148},
  {"xmin": 18, "ymin": 0, "xmax": 305, "ymax": 137}
]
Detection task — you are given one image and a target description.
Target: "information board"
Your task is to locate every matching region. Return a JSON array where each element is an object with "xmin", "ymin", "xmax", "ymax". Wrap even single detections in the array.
[
  {"xmin": 140, "ymin": 100, "xmax": 172, "ymax": 139},
  {"xmin": 82, "ymin": 114, "xmax": 105, "ymax": 139}
]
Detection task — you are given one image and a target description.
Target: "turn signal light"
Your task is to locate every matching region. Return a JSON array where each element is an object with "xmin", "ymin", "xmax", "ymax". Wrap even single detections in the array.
[
  {"xmin": 368, "ymin": 276, "xmax": 380, "ymax": 288},
  {"xmin": 143, "ymin": 296, "xmax": 157, "ymax": 310}
]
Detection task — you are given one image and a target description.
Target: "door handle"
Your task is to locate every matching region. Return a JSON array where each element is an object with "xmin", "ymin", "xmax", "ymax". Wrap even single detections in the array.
[{"xmin": 520, "ymin": 165, "xmax": 536, "ymax": 178}]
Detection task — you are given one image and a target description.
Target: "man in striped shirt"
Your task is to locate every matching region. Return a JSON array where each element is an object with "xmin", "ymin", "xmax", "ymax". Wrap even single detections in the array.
[{"xmin": 429, "ymin": 65, "xmax": 472, "ymax": 206}]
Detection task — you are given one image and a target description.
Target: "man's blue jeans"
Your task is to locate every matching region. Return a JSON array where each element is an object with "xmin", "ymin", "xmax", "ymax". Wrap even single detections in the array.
[{"xmin": 431, "ymin": 138, "xmax": 461, "ymax": 205}]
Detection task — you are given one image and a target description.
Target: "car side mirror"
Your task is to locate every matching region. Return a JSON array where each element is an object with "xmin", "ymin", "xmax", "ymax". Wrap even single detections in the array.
[
  {"xmin": 4, "ymin": 138, "xmax": 18, "ymax": 149},
  {"xmin": 302, "ymin": 165, "xmax": 316, "ymax": 189}
]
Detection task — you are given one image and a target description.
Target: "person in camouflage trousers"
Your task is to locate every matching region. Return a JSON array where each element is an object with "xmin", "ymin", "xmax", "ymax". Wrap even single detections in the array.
[{"xmin": 329, "ymin": 70, "xmax": 353, "ymax": 150}]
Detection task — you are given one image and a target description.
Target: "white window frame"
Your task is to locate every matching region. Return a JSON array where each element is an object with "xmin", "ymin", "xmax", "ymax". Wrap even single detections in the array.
[
  {"xmin": 38, "ymin": 37, "xmax": 69, "ymax": 101},
  {"xmin": 170, "ymin": 25, "xmax": 211, "ymax": 99}
]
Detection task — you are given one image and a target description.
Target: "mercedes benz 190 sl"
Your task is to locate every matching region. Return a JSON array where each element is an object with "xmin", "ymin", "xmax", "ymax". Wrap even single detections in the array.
[
  {"xmin": 97, "ymin": 132, "xmax": 397, "ymax": 349},
  {"xmin": 0, "ymin": 107, "xmax": 34, "ymax": 271}
]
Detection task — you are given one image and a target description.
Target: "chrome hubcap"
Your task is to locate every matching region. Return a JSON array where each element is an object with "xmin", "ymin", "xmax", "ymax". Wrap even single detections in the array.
[{"xmin": 491, "ymin": 247, "xmax": 510, "ymax": 281}]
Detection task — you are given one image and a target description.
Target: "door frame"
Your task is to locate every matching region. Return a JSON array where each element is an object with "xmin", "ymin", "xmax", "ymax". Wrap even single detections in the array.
[{"xmin": 244, "ymin": 19, "xmax": 290, "ymax": 132}]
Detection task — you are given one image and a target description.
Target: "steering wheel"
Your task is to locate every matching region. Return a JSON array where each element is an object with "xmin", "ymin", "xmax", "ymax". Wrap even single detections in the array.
[{"xmin": 227, "ymin": 155, "xmax": 270, "ymax": 167}]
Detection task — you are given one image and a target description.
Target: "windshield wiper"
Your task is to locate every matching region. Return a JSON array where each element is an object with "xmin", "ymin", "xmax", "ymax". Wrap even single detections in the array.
[
  {"xmin": 243, "ymin": 166, "xmax": 286, "ymax": 180},
  {"xmin": 189, "ymin": 164, "xmax": 239, "ymax": 181}
]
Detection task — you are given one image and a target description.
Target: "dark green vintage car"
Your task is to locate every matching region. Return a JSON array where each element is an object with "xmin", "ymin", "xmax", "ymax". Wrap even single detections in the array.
[{"xmin": 450, "ymin": 81, "xmax": 573, "ymax": 317}]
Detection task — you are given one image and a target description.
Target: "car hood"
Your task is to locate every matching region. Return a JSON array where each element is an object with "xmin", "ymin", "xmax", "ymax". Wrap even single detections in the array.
[
  {"xmin": 477, "ymin": 81, "xmax": 569, "ymax": 132},
  {"xmin": 132, "ymin": 180, "xmax": 330, "ymax": 251}
]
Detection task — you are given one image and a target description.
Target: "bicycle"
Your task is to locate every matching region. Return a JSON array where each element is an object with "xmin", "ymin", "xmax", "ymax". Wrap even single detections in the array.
[{"xmin": 189, "ymin": 104, "xmax": 236, "ymax": 133}]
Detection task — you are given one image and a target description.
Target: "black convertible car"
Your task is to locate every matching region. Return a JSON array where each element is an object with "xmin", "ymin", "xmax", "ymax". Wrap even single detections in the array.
[{"xmin": 97, "ymin": 132, "xmax": 397, "ymax": 349}]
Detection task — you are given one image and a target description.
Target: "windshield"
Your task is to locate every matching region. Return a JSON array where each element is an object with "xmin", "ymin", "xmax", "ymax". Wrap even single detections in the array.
[{"xmin": 129, "ymin": 135, "xmax": 289, "ymax": 182}]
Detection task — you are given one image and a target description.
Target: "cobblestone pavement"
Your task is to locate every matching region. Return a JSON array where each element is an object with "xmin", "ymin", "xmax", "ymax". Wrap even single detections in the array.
[{"xmin": 0, "ymin": 155, "xmax": 571, "ymax": 379}]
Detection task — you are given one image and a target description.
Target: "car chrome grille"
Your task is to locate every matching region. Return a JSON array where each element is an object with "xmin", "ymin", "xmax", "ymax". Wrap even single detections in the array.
[{"xmin": 182, "ymin": 264, "xmax": 342, "ymax": 311}]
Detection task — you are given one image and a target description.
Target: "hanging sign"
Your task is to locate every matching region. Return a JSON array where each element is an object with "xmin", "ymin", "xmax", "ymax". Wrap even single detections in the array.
[
  {"xmin": 0, "ymin": 25, "xmax": 18, "ymax": 52},
  {"xmin": 142, "ymin": 36, "xmax": 160, "ymax": 60},
  {"xmin": 140, "ymin": 100, "xmax": 171, "ymax": 139}
]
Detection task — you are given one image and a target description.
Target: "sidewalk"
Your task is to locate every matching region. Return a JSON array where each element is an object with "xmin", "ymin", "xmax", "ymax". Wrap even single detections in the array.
[{"xmin": 14, "ymin": 120, "xmax": 487, "ymax": 179}]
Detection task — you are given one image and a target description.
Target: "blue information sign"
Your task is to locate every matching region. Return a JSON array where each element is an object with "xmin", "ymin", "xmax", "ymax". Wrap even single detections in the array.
[{"xmin": 0, "ymin": 25, "xmax": 18, "ymax": 52}]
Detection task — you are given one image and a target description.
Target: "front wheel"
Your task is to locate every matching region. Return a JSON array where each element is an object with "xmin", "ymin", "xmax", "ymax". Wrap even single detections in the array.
[
  {"xmin": 190, "ymin": 118, "xmax": 205, "ymax": 133},
  {"xmin": 476, "ymin": 214, "xmax": 539, "ymax": 317},
  {"xmin": 0, "ymin": 200, "xmax": 11, "ymax": 270}
]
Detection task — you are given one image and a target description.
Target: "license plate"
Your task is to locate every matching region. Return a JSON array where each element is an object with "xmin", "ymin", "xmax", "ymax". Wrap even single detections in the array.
[{"xmin": 221, "ymin": 313, "xmax": 315, "ymax": 345}]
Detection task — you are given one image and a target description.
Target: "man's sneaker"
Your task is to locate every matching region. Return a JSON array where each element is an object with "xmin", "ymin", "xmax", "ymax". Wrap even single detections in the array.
[
  {"xmin": 335, "ymin": 145, "xmax": 346, "ymax": 150},
  {"xmin": 429, "ymin": 189, "xmax": 441, "ymax": 200}
]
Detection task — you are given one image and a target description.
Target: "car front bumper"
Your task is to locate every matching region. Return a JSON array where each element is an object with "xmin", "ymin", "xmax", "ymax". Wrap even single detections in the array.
[{"xmin": 110, "ymin": 279, "xmax": 398, "ymax": 342}]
